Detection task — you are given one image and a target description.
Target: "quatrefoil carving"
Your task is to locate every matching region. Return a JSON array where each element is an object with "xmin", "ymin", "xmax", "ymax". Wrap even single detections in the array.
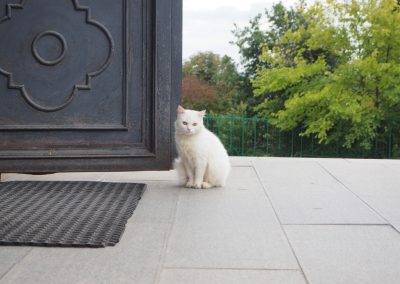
[{"xmin": 0, "ymin": 0, "xmax": 114, "ymax": 112}]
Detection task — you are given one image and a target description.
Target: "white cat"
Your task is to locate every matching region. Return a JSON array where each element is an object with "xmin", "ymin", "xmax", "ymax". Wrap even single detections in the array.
[{"xmin": 173, "ymin": 105, "xmax": 231, "ymax": 189}]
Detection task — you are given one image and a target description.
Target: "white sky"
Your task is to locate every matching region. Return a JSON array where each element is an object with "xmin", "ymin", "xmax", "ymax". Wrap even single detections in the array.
[{"xmin": 183, "ymin": 0, "xmax": 304, "ymax": 64}]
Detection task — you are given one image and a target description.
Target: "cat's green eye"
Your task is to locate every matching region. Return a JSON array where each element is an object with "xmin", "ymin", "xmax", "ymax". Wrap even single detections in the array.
[
  {"xmin": 182, "ymin": 121, "xmax": 188, "ymax": 125},
  {"xmin": 193, "ymin": 123, "xmax": 197, "ymax": 126}
]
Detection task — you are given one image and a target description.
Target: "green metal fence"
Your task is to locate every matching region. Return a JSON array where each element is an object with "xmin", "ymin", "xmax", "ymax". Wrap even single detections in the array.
[{"xmin": 204, "ymin": 114, "xmax": 399, "ymax": 159}]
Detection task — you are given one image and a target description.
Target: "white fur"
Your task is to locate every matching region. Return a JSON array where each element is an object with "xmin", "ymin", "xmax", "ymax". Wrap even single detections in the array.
[{"xmin": 174, "ymin": 106, "xmax": 231, "ymax": 189}]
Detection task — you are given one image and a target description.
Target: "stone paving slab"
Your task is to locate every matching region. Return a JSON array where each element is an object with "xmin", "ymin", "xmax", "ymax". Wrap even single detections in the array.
[
  {"xmin": 0, "ymin": 247, "xmax": 32, "ymax": 280},
  {"xmin": 0, "ymin": 182, "xmax": 180, "ymax": 284},
  {"xmin": 164, "ymin": 166, "xmax": 299, "ymax": 270},
  {"xmin": 2, "ymin": 170, "xmax": 177, "ymax": 182},
  {"xmin": 1, "ymin": 158, "xmax": 400, "ymax": 284},
  {"xmin": 228, "ymin": 156, "xmax": 254, "ymax": 167},
  {"xmin": 159, "ymin": 269, "xmax": 307, "ymax": 284},
  {"xmin": 253, "ymin": 158, "xmax": 385, "ymax": 225},
  {"xmin": 1, "ymin": 223, "xmax": 170, "ymax": 284},
  {"xmin": 285, "ymin": 225, "xmax": 400, "ymax": 284},
  {"xmin": 319, "ymin": 159, "xmax": 400, "ymax": 231}
]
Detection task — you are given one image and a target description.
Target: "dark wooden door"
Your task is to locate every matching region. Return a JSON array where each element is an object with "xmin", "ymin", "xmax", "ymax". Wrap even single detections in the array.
[{"xmin": 0, "ymin": 0, "xmax": 181, "ymax": 172}]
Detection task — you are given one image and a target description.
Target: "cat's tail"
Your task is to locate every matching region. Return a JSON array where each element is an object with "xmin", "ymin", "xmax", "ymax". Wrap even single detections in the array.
[{"xmin": 173, "ymin": 157, "xmax": 187, "ymax": 186}]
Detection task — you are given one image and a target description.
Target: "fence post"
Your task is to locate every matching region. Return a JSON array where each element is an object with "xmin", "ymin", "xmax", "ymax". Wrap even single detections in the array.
[
  {"xmin": 217, "ymin": 116, "xmax": 221, "ymax": 137},
  {"xmin": 388, "ymin": 129, "xmax": 392, "ymax": 159},
  {"xmin": 311, "ymin": 136, "xmax": 314, "ymax": 156},
  {"xmin": 266, "ymin": 120, "xmax": 269, "ymax": 155},
  {"xmin": 300, "ymin": 134, "xmax": 303, "ymax": 157},
  {"xmin": 241, "ymin": 119, "xmax": 245, "ymax": 156},
  {"xmin": 291, "ymin": 129, "xmax": 294, "ymax": 157},
  {"xmin": 278, "ymin": 130, "xmax": 281, "ymax": 151},
  {"xmin": 253, "ymin": 118, "xmax": 257, "ymax": 155},
  {"xmin": 229, "ymin": 116, "xmax": 233, "ymax": 155},
  {"xmin": 336, "ymin": 143, "xmax": 339, "ymax": 157}
]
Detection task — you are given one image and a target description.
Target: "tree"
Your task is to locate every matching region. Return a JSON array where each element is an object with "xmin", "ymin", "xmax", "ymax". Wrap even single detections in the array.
[
  {"xmin": 183, "ymin": 52, "xmax": 221, "ymax": 84},
  {"xmin": 252, "ymin": 0, "xmax": 400, "ymax": 149},
  {"xmin": 232, "ymin": 2, "xmax": 309, "ymax": 115},
  {"xmin": 182, "ymin": 76, "xmax": 218, "ymax": 111},
  {"xmin": 182, "ymin": 52, "xmax": 242, "ymax": 114}
]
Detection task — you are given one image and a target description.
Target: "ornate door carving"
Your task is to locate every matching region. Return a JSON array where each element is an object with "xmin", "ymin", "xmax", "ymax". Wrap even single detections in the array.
[{"xmin": 0, "ymin": 0, "xmax": 181, "ymax": 172}]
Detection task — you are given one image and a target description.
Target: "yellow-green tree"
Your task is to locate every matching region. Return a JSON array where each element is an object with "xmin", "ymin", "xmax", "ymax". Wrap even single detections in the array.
[
  {"xmin": 253, "ymin": 0, "xmax": 400, "ymax": 149},
  {"xmin": 232, "ymin": 2, "xmax": 308, "ymax": 116}
]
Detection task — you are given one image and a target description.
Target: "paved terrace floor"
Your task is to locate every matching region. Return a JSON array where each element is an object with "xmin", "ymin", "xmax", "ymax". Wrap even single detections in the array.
[{"xmin": 1, "ymin": 157, "xmax": 400, "ymax": 284}]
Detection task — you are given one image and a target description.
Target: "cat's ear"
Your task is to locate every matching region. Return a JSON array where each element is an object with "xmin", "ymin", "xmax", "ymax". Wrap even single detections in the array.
[
  {"xmin": 198, "ymin": 110, "xmax": 206, "ymax": 117},
  {"xmin": 177, "ymin": 105, "xmax": 185, "ymax": 114}
]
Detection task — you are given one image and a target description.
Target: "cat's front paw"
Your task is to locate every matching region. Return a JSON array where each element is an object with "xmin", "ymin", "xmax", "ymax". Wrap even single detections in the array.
[
  {"xmin": 201, "ymin": 182, "xmax": 212, "ymax": 189},
  {"xmin": 192, "ymin": 182, "xmax": 212, "ymax": 189},
  {"xmin": 193, "ymin": 182, "xmax": 203, "ymax": 189},
  {"xmin": 185, "ymin": 181, "xmax": 194, "ymax": 188}
]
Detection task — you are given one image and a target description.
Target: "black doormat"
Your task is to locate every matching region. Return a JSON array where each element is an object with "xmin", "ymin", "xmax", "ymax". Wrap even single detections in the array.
[{"xmin": 0, "ymin": 181, "xmax": 146, "ymax": 248}]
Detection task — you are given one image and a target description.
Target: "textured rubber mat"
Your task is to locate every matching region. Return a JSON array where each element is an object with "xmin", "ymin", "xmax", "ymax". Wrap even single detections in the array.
[{"xmin": 0, "ymin": 181, "xmax": 146, "ymax": 248}]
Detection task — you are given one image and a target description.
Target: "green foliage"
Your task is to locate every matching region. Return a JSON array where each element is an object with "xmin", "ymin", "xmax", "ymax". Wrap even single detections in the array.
[
  {"xmin": 232, "ymin": 2, "xmax": 311, "ymax": 116},
  {"xmin": 252, "ymin": 0, "xmax": 400, "ymax": 150},
  {"xmin": 183, "ymin": 52, "xmax": 221, "ymax": 84},
  {"xmin": 182, "ymin": 0, "xmax": 400, "ymax": 157},
  {"xmin": 182, "ymin": 52, "xmax": 243, "ymax": 114}
]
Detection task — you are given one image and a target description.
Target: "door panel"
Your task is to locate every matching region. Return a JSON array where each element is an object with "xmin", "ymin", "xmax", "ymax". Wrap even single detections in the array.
[{"xmin": 0, "ymin": 0, "xmax": 181, "ymax": 172}]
